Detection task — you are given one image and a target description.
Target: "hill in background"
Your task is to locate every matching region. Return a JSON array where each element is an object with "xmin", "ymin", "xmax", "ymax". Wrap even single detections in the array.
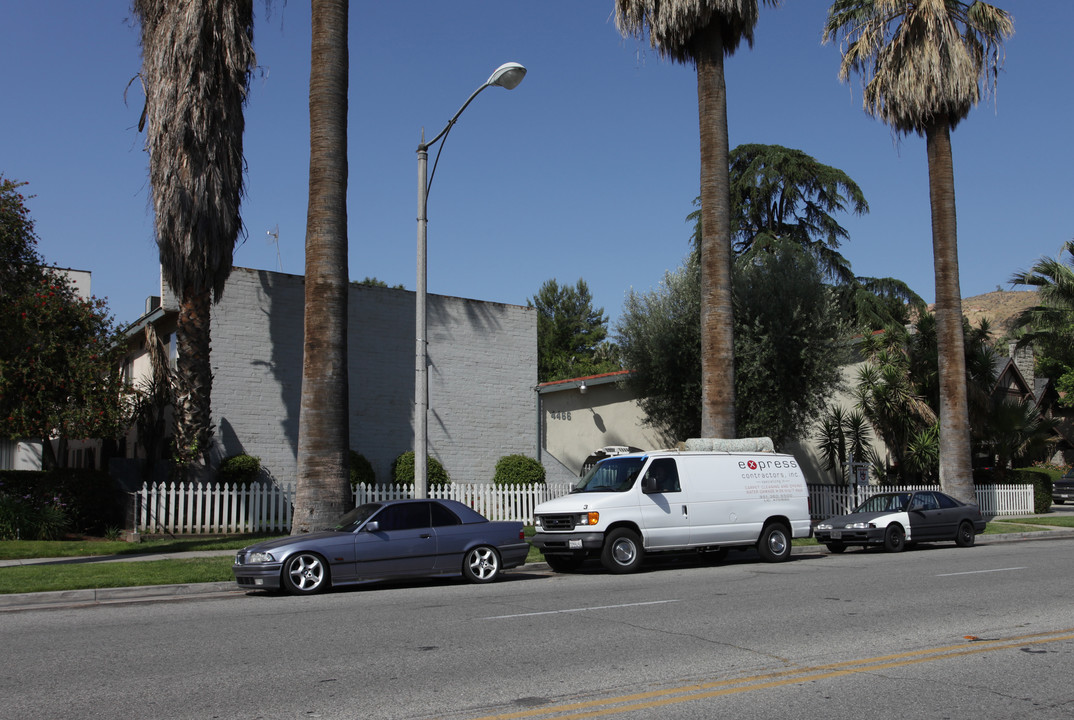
[{"xmin": 928, "ymin": 290, "xmax": 1038, "ymax": 338}]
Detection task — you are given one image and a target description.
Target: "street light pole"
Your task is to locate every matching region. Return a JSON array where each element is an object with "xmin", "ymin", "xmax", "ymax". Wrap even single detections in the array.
[{"xmin": 414, "ymin": 62, "xmax": 526, "ymax": 499}]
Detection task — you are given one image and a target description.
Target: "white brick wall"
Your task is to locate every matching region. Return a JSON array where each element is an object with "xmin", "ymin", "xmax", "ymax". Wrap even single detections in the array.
[{"xmin": 208, "ymin": 268, "xmax": 537, "ymax": 489}]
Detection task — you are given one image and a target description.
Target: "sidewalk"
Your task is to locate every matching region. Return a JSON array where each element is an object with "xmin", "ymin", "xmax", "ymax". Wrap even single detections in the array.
[{"xmin": 2, "ymin": 522, "xmax": 1073, "ymax": 611}]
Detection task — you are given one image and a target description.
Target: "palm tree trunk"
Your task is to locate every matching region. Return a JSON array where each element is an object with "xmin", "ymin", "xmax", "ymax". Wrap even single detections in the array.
[
  {"xmin": 293, "ymin": 0, "xmax": 350, "ymax": 534},
  {"xmin": 696, "ymin": 22, "xmax": 736, "ymax": 439},
  {"xmin": 173, "ymin": 288, "xmax": 214, "ymax": 475},
  {"xmin": 926, "ymin": 121, "xmax": 973, "ymax": 503}
]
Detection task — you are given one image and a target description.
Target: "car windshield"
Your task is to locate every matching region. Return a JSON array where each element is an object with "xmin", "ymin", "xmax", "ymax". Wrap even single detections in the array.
[
  {"xmin": 853, "ymin": 493, "xmax": 911, "ymax": 513},
  {"xmin": 573, "ymin": 457, "xmax": 645, "ymax": 493},
  {"xmin": 332, "ymin": 503, "xmax": 382, "ymax": 532}
]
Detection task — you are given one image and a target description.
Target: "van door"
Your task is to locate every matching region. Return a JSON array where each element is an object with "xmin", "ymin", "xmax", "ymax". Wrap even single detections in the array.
[{"xmin": 638, "ymin": 458, "xmax": 691, "ymax": 549}]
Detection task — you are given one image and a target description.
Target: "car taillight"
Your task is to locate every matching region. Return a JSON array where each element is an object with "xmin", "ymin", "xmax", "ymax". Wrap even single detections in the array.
[{"xmin": 519, "ymin": 529, "xmax": 526, "ymax": 540}]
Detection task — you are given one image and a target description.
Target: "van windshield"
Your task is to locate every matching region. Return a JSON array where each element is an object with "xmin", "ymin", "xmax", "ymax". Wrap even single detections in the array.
[{"xmin": 573, "ymin": 457, "xmax": 646, "ymax": 493}]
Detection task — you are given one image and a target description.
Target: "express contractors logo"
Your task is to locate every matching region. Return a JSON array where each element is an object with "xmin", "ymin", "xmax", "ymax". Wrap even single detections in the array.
[{"xmin": 739, "ymin": 458, "xmax": 798, "ymax": 471}]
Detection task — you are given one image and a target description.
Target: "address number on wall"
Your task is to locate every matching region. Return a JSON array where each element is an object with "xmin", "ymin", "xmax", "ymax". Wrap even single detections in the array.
[{"xmin": 549, "ymin": 411, "xmax": 572, "ymax": 421}]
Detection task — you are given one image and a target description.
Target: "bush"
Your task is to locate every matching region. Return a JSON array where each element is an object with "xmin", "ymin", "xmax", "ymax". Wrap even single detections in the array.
[
  {"xmin": 349, "ymin": 451, "xmax": 376, "ymax": 488},
  {"xmin": 391, "ymin": 451, "xmax": 450, "ymax": 486},
  {"xmin": 1012, "ymin": 467, "xmax": 1054, "ymax": 513},
  {"xmin": 0, "ymin": 469, "xmax": 121, "ymax": 536},
  {"xmin": 217, "ymin": 454, "xmax": 261, "ymax": 484},
  {"xmin": 493, "ymin": 454, "xmax": 546, "ymax": 486}
]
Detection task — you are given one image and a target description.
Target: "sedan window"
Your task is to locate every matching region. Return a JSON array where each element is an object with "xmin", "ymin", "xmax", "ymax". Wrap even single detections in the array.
[
  {"xmin": 430, "ymin": 502, "xmax": 461, "ymax": 526},
  {"xmin": 909, "ymin": 493, "xmax": 940, "ymax": 511},
  {"xmin": 334, "ymin": 503, "xmax": 382, "ymax": 532},
  {"xmin": 935, "ymin": 493, "xmax": 959, "ymax": 509},
  {"xmin": 375, "ymin": 502, "xmax": 431, "ymax": 531}
]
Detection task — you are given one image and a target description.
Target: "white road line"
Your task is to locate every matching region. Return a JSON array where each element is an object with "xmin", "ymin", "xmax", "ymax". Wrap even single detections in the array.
[
  {"xmin": 936, "ymin": 567, "xmax": 1027, "ymax": 577},
  {"xmin": 481, "ymin": 599, "xmax": 682, "ymax": 620}
]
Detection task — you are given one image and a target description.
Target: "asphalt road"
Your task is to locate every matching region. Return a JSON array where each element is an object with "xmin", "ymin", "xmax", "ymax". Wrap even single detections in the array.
[{"xmin": 1, "ymin": 536, "xmax": 1072, "ymax": 719}]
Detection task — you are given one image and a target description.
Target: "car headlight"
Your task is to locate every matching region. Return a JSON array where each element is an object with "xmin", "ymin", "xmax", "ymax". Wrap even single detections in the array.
[
  {"xmin": 848, "ymin": 522, "xmax": 874, "ymax": 529},
  {"xmin": 816, "ymin": 523, "xmax": 832, "ymax": 530},
  {"xmin": 577, "ymin": 512, "xmax": 599, "ymax": 525},
  {"xmin": 245, "ymin": 551, "xmax": 276, "ymax": 564}
]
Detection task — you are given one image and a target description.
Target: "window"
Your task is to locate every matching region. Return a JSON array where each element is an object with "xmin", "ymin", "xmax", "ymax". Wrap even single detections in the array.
[
  {"xmin": 910, "ymin": 493, "xmax": 939, "ymax": 511},
  {"xmin": 0, "ymin": 440, "xmax": 13, "ymax": 470},
  {"xmin": 375, "ymin": 502, "xmax": 431, "ymax": 532},
  {"xmin": 935, "ymin": 493, "xmax": 959, "ymax": 509},
  {"xmin": 644, "ymin": 459, "xmax": 681, "ymax": 493},
  {"xmin": 430, "ymin": 503, "xmax": 461, "ymax": 527}
]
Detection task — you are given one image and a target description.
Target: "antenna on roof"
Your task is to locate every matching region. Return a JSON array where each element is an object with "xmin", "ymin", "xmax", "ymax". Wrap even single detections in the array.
[{"xmin": 266, "ymin": 225, "xmax": 282, "ymax": 272}]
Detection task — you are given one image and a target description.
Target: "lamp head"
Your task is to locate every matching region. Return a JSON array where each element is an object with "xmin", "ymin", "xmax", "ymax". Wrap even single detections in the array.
[{"xmin": 486, "ymin": 62, "xmax": 526, "ymax": 90}]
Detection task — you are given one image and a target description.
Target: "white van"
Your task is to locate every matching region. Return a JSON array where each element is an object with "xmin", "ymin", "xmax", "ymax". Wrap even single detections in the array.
[{"xmin": 531, "ymin": 445, "xmax": 811, "ymax": 573}]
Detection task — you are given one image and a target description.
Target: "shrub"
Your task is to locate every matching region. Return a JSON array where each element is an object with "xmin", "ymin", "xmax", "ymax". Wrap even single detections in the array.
[
  {"xmin": 1012, "ymin": 467, "xmax": 1053, "ymax": 514},
  {"xmin": 217, "ymin": 454, "xmax": 261, "ymax": 484},
  {"xmin": 493, "ymin": 454, "xmax": 546, "ymax": 486},
  {"xmin": 349, "ymin": 451, "xmax": 376, "ymax": 488},
  {"xmin": 0, "ymin": 492, "xmax": 69, "ymax": 541},
  {"xmin": 391, "ymin": 451, "xmax": 450, "ymax": 486},
  {"xmin": 0, "ymin": 469, "xmax": 121, "ymax": 536}
]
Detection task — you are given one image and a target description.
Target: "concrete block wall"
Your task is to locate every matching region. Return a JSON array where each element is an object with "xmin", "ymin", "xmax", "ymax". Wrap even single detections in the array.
[{"xmin": 208, "ymin": 268, "xmax": 537, "ymax": 490}]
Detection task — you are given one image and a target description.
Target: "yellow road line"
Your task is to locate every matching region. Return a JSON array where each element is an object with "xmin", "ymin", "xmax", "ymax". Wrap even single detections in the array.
[{"xmin": 457, "ymin": 628, "xmax": 1074, "ymax": 720}]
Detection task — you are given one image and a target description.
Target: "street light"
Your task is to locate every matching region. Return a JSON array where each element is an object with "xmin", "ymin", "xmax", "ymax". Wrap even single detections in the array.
[{"xmin": 415, "ymin": 62, "xmax": 526, "ymax": 499}]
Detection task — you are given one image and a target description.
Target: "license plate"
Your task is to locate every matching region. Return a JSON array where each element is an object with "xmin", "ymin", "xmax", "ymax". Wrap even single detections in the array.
[
  {"xmin": 830, "ymin": 530, "xmax": 842, "ymax": 539},
  {"xmin": 569, "ymin": 539, "xmax": 583, "ymax": 549}
]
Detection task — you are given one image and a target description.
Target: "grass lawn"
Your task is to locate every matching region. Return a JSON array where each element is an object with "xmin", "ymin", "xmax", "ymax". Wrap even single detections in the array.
[
  {"xmin": 0, "ymin": 535, "xmax": 281, "ymax": 562},
  {"xmin": 0, "ymin": 558, "xmax": 236, "ymax": 595}
]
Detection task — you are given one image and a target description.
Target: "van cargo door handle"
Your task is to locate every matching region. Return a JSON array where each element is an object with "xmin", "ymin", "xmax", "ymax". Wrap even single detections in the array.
[{"xmin": 682, "ymin": 505, "xmax": 688, "ymax": 517}]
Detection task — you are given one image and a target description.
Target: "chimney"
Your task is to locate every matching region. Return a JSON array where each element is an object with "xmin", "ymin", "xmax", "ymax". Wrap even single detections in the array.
[{"xmin": 1009, "ymin": 342, "xmax": 1035, "ymax": 388}]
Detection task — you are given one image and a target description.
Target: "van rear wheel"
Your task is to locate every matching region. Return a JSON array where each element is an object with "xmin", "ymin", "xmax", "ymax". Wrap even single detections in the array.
[
  {"xmin": 601, "ymin": 528, "xmax": 644, "ymax": 573},
  {"xmin": 757, "ymin": 523, "xmax": 791, "ymax": 562}
]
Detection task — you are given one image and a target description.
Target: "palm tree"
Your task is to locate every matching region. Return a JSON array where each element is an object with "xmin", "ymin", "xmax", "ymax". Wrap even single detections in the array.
[
  {"xmin": 292, "ymin": 0, "xmax": 351, "ymax": 534},
  {"xmin": 133, "ymin": 0, "xmax": 255, "ymax": 476},
  {"xmin": 615, "ymin": 0, "xmax": 779, "ymax": 439},
  {"xmin": 1010, "ymin": 240, "xmax": 1074, "ymax": 347},
  {"xmin": 824, "ymin": 0, "xmax": 1013, "ymax": 503}
]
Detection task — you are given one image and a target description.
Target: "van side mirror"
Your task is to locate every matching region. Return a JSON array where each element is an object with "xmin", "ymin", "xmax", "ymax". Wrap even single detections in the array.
[{"xmin": 641, "ymin": 475, "xmax": 655, "ymax": 494}]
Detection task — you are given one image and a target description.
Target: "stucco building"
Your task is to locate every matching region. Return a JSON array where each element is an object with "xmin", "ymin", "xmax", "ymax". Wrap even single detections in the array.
[{"xmin": 116, "ymin": 267, "xmax": 538, "ymax": 489}]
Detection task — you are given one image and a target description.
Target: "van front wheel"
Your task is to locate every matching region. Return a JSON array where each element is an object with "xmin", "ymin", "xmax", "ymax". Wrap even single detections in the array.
[
  {"xmin": 757, "ymin": 523, "xmax": 792, "ymax": 562},
  {"xmin": 602, "ymin": 528, "xmax": 644, "ymax": 573}
]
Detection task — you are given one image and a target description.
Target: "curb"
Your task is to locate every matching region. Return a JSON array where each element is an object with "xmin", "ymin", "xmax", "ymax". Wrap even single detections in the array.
[
  {"xmin": 0, "ymin": 581, "xmax": 241, "ymax": 610},
  {"xmin": 3, "ymin": 530, "xmax": 1073, "ymax": 611}
]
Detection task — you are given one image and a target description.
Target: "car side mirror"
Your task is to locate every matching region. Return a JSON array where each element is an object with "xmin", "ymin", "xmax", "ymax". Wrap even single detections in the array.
[{"xmin": 364, "ymin": 521, "xmax": 380, "ymax": 533}]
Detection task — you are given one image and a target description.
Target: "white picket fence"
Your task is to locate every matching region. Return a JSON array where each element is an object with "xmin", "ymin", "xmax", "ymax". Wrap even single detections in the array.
[
  {"xmin": 131, "ymin": 481, "xmax": 575, "ymax": 535},
  {"xmin": 808, "ymin": 483, "xmax": 1035, "ymax": 521},
  {"xmin": 131, "ymin": 480, "xmax": 1037, "ymax": 535}
]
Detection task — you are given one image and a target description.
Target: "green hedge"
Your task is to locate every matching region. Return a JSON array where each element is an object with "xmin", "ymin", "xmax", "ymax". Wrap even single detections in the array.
[
  {"xmin": 492, "ymin": 454, "xmax": 545, "ymax": 486},
  {"xmin": 1011, "ymin": 467, "xmax": 1054, "ymax": 514},
  {"xmin": 216, "ymin": 454, "xmax": 261, "ymax": 484},
  {"xmin": 0, "ymin": 469, "xmax": 124, "ymax": 539},
  {"xmin": 349, "ymin": 451, "xmax": 376, "ymax": 487},
  {"xmin": 391, "ymin": 451, "xmax": 450, "ymax": 486}
]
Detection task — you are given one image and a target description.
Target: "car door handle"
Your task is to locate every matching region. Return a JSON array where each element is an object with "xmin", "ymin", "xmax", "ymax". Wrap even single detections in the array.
[{"xmin": 419, "ymin": 533, "xmax": 432, "ymax": 539}]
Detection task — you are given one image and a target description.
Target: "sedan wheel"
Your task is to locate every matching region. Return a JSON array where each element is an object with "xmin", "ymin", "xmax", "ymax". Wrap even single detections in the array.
[
  {"xmin": 282, "ymin": 553, "xmax": 328, "ymax": 595},
  {"xmin": 883, "ymin": 524, "xmax": 905, "ymax": 553},
  {"xmin": 955, "ymin": 520, "xmax": 976, "ymax": 548},
  {"xmin": 463, "ymin": 546, "xmax": 501, "ymax": 583}
]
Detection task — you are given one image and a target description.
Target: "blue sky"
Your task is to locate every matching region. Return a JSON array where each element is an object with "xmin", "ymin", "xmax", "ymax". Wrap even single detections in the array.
[{"xmin": 3, "ymin": 1, "xmax": 1071, "ymax": 329}]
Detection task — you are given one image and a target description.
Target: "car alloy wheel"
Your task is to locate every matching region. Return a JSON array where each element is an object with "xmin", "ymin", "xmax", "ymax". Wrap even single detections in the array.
[
  {"xmin": 463, "ymin": 546, "xmax": 501, "ymax": 583},
  {"xmin": 282, "ymin": 552, "xmax": 328, "ymax": 595}
]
